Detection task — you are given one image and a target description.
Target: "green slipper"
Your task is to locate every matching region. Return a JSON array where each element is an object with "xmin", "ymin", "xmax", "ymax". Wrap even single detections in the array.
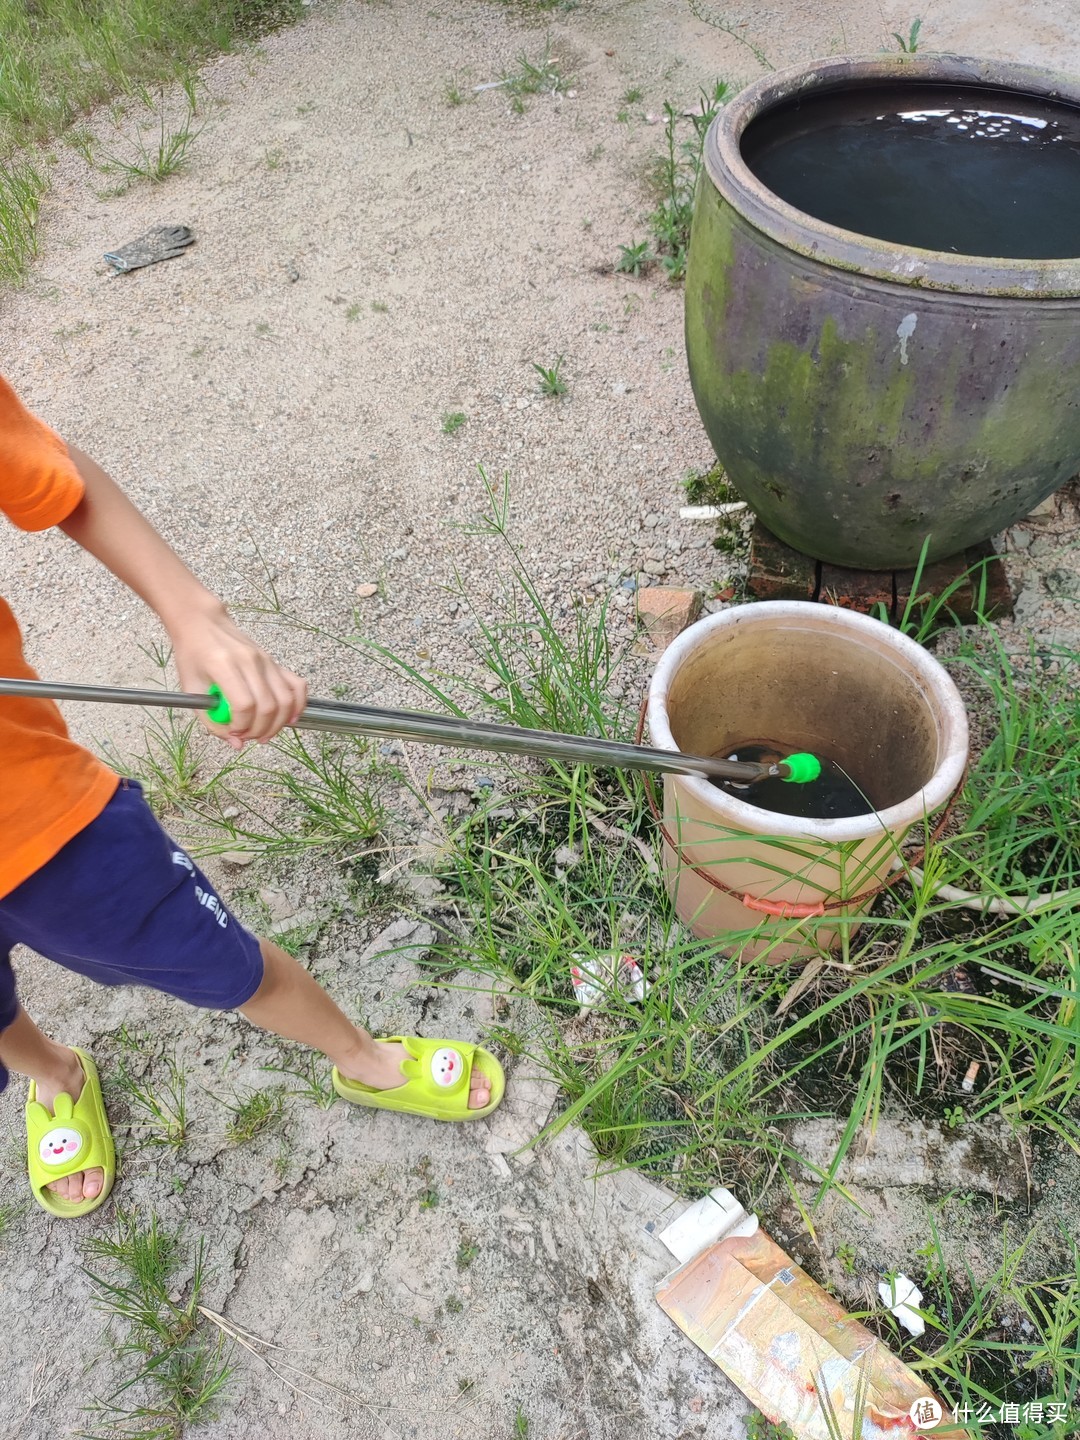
[
  {"xmin": 332, "ymin": 1036, "xmax": 505, "ymax": 1121},
  {"xmin": 26, "ymin": 1048, "xmax": 116, "ymax": 1218}
]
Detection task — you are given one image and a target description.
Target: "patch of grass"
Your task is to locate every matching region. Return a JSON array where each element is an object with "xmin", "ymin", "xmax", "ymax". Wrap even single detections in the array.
[
  {"xmin": 442, "ymin": 410, "xmax": 467, "ymax": 435},
  {"xmin": 622, "ymin": 85, "xmax": 644, "ymax": 105},
  {"xmin": 943, "ymin": 635, "xmax": 1080, "ymax": 900},
  {"xmin": 445, "ymin": 81, "xmax": 468, "ymax": 107},
  {"xmin": 502, "ymin": 40, "xmax": 566, "ymax": 108},
  {"xmin": 0, "ymin": 0, "xmax": 303, "ymax": 151},
  {"xmin": 532, "ymin": 357, "xmax": 568, "ymax": 398},
  {"xmin": 514, "ymin": 1410, "xmax": 530, "ymax": 1438},
  {"xmin": 0, "ymin": 156, "xmax": 46, "ymax": 284},
  {"xmin": 82, "ymin": 1209, "xmax": 232, "ymax": 1439},
  {"xmin": 113, "ymin": 1052, "xmax": 189, "ymax": 1150},
  {"xmin": 445, "ymin": 1294, "xmax": 464, "ymax": 1314},
  {"xmin": 418, "ymin": 1187, "xmax": 440, "ymax": 1210},
  {"xmin": 896, "ymin": 1218, "xmax": 1080, "ymax": 1429},
  {"xmin": 261, "ymin": 1049, "xmax": 336, "ymax": 1109},
  {"xmin": 345, "ymin": 302, "xmax": 361, "ymax": 321},
  {"xmin": 198, "ymin": 728, "xmax": 392, "ymax": 860},
  {"xmin": 371, "ymin": 299, "xmax": 389, "ymax": 313},
  {"xmin": 78, "ymin": 88, "xmax": 201, "ymax": 190},
  {"xmin": 222, "ymin": 1087, "xmax": 284, "ymax": 1144}
]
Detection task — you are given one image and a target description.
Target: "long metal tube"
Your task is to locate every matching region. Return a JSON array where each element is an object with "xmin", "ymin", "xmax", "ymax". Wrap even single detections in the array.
[{"xmin": 0, "ymin": 676, "xmax": 787, "ymax": 785}]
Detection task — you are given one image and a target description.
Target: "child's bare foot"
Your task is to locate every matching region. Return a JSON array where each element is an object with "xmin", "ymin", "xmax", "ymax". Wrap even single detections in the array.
[
  {"xmin": 34, "ymin": 1049, "xmax": 106, "ymax": 1204},
  {"xmin": 334, "ymin": 1038, "xmax": 492, "ymax": 1109}
]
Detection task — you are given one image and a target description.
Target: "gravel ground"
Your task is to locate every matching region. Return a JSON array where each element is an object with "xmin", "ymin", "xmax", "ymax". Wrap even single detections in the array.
[{"xmin": 2, "ymin": 1, "xmax": 1080, "ymax": 1436}]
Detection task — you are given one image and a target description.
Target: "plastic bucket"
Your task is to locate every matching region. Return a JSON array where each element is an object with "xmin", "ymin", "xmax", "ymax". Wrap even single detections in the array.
[{"xmin": 645, "ymin": 602, "xmax": 969, "ymax": 960}]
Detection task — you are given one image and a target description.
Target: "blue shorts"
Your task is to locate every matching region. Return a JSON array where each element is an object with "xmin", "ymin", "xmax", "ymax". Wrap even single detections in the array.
[{"xmin": 0, "ymin": 780, "xmax": 264, "ymax": 1093}]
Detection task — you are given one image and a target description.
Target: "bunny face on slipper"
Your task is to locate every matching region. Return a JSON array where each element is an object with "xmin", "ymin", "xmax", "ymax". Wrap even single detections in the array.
[{"xmin": 38, "ymin": 1125, "xmax": 84, "ymax": 1166}]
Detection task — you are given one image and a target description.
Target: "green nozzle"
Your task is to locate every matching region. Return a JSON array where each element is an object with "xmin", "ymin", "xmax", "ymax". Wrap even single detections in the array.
[
  {"xmin": 781, "ymin": 752, "xmax": 822, "ymax": 784},
  {"xmin": 206, "ymin": 684, "xmax": 232, "ymax": 725}
]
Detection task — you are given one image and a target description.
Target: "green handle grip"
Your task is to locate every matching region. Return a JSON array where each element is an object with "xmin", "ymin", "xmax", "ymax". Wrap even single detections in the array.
[{"xmin": 206, "ymin": 684, "xmax": 232, "ymax": 725}]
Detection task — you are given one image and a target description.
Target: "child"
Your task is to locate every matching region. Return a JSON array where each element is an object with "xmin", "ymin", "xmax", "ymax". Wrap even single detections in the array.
[{"xmin": 0, "ymin": 374, "xmax": 503, "ymax": 1218}]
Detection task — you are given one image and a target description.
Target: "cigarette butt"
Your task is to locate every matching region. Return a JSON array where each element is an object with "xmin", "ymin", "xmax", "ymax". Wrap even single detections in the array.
[{"xmin": 961, "ymin": 1061, "xmax": 980, "ymax": 1092}]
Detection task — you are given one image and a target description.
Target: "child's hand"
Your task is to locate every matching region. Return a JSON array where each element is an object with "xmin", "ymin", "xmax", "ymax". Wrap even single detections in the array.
[{"xmin": 170, "ymin": 606, "xmax": 307, "ymax": 749}]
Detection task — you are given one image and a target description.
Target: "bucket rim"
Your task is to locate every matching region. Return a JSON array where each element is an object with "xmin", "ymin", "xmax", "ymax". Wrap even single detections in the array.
[
  {"xmin": 704, "ymin": 52, "xmax": 1080, "ymax": 298},
  {"xmin": 645, "ymin": 601, "xmax": 969, "ymax": 843}
]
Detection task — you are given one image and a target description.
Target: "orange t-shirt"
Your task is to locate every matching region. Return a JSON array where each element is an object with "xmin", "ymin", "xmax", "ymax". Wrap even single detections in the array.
[{"xmin": 0, "ymin": 376, "xmax": 118, "ymax": 899}]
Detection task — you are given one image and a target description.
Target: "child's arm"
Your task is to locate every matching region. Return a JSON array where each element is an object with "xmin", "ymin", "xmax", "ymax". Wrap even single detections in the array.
[{"xmin": 59, "ymin": 445, "xmax": 307, "ymax": 747}]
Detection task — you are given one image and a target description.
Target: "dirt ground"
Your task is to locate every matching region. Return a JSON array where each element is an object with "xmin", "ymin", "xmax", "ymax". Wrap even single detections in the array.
[{"xmin": 3, "ymin": 1, "xmax": 1080, "ymax": 1437}]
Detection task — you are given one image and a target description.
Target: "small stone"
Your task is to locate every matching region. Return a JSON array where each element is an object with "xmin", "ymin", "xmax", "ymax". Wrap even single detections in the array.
[
  {"xmin": 643, "ymin": 512, "xmax": 661, "ymax": 528},
  {"xmin": 355, "ymin": 582, "xmax": 379, "ymax": 598},
  {"xmin": 689, "ymin": 1396, "xmax": 704, "ymax": 1414},
  {"xmin": 1010, "ymin": 527, "xmax": 1033, "ymax": 550},
  {"xmin": 636, "ymin": 586, "xmax": 703, "ymax": 649},
  {"xmin": 259, "ymin": 887, "xmax": 296, "ymax": 923},
  {"xmin": 223, "ymin": 806, "xmax": 241, "ymax": 820},
  {"xmin": 221, "ymin": 850, "xmax": 257, "ymax": 867},
  {"xmin": 642, "ymin": 558, "xmax": 666, "ymax": 576}
]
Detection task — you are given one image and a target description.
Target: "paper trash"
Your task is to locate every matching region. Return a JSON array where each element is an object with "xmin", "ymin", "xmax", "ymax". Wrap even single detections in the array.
[{"xmin": 656, "ymin": 1221, "xmax": 972, "ymax": 1439}]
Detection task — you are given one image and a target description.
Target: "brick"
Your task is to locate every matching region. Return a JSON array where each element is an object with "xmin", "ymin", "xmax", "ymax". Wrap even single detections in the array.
[
  {"xmin": 817, "ymin": 564, "xmax": 893, "ymax": 615},
  {"xmin": 636, "ymin": 586, "xmax": 702, "ymax": 648},
  {"xmin": 747, "ymin": 521, "xmax": 817, "ymax": 601}
]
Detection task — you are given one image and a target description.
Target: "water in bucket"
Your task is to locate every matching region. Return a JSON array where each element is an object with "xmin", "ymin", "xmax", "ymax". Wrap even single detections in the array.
[
  {"xmin": 714, "ymin": 743, "xmax": 873, "ymax": 820},
  {"xmin": 741, "ymin": 82, "xmax": 1080, "ymax": 259}
]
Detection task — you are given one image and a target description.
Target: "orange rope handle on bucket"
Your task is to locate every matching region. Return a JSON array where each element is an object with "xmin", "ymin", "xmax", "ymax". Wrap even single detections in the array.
[{"xmin": 634, "ymin": 697, "xmax": 964, "ymax": 916}]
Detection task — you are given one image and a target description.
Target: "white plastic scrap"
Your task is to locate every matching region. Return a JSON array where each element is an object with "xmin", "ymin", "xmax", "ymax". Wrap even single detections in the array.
[
  {"xmin": 878, "ymin": 1273, "xmax": 926, "ymax": 1337},
  {"xmin": 658, "ymin": 1187, "xmax": 759, "ymax": 1264},
  {"xmin": 570, "ymin": 952, "xmax": 648, "ymax": 1011}
]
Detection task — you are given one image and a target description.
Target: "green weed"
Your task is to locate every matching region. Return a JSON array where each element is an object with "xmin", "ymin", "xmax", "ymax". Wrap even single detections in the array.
[
  {"xmin": 222, "ymin": 1087, "xmax": 284, "ymax": 1144},
  {"xmin": 944, "ymin": 635, "xmax": 1080, "ymax": 900},
  {"xmin": 0, "ymin": 1199, "xmax": 25, "ymax": 1243},
  {"xmin": 502, "ymin": 41, "xmax": 566, "ymax": 107},
  {"xmin": 442, "ymin": 410, "xmax": 468, "ymax": 435},
  {"xmin": 615, "ymin": 240, "xmax": 653, "ymax": 276},
  {"xmin": 457, "ymin": 1238, "xmax": 480, "ymax": 1270},
  {"xmin": 345, "ymin": 302, "xmax": 361, "ymax": 321},
  {"xmin": 532, "ymin": 357, "xmax": 568, "ymax": 397},
  {"xmin": 113, "ymin": 1052, "xmax": 188, "ymax": 1150},
  {"xmin": 97, "ymin": 644, "xmax": 238, "ymax": 815},
  {"xmin": 891, "ymin": 18, "xmax": 923, "ymax": 52},
  {"xmin": 79, "ymin": 89, "xmax": 201, "ymax": 190},
  {"xmin": 687, "ymin": 1, "xmax": 773, "ymax": 69},
  {"xmin": 202, "ymin": 729, "xmax": 391, "ymax": 859},
  {"xmin": 261, "ymin": 1049, "xmax": 336, "ymax": 1109},
  {"xmin": 638, "ymin": 82, "xmax": 730, "ymax": 280}
]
